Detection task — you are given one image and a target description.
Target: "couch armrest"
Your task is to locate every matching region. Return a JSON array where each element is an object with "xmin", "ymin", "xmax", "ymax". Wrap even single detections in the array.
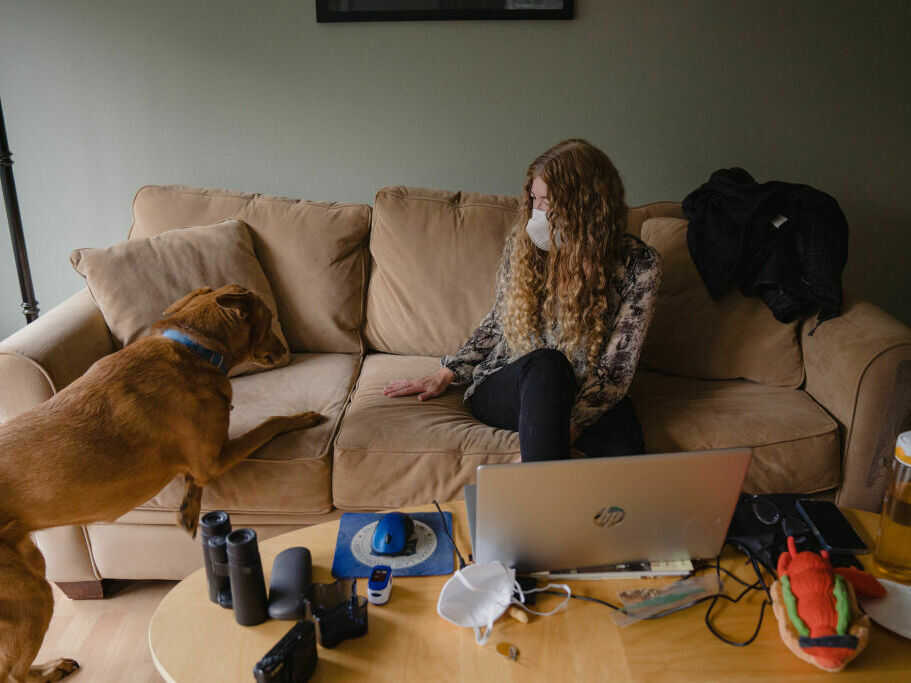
[
  {"xmin": 0, "ymin": 353, "xmax": 55, "ymax": 423},
  {"xmin": 0, "ymin": 288, "xmax": 114, "ymax": 407},
  {"xmin": 32, "ymin": 526, "xmax": 101, "ymax": 583},
  {"xmin": 802, "ymin": 297, "xmax": 911, "ymax": 511}
]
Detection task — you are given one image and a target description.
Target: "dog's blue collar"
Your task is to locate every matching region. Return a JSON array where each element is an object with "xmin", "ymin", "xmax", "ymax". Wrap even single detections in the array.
[{"xmin": 162, "ymin": 329, "xmax": 228, "ymax": 374}]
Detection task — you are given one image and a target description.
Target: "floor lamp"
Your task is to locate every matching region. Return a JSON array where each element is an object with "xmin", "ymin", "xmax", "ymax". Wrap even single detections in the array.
[{"xmin": 0, "ymin": 97, "xmax": 39, "ymax": 323}]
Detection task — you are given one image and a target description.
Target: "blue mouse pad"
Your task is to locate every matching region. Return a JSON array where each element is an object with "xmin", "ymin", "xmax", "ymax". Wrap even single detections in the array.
[{"xmin": 331, "ymin": 512, "xmax": 455, "ymax": 578}]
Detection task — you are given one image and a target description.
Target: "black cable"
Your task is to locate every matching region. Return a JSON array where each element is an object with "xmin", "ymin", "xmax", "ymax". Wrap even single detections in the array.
[
  {"xmin": 539, "ymin": 542, "xmax": 773, "ymax": 646},
  {"xmin": 717, "ymin": 563, "xmax": 762, "ymax": 589},
  {"xmin": 703, "ymin": 544, "xmax": 772, "ymax": 646},
  {"xmin": 433, "ymin": 499, "xmax": 467, "ymax": 570},
  {"xmin": 540, "ymin": 590, "xmax": 622, "ymax": 611},
  {"xmin": 541, "ymin": 588, "xmax": 722, "ymax": 620}
]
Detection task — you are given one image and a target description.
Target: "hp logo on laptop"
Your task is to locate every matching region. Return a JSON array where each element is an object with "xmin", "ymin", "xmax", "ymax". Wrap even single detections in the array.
[{"xmin": 594, "ymin": 506, "xmax": 625, "ymax": 528}]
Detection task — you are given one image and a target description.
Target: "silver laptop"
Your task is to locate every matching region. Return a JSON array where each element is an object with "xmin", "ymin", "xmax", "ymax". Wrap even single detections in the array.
[{"xmin": 466, "ymin": 448, "xmax": 751, "ymax": 573}]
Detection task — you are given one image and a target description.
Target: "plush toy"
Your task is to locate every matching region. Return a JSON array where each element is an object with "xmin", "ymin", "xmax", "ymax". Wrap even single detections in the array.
[{"xmin": 770, "ymin": 536, "xmax": 886, "ymax": 672}]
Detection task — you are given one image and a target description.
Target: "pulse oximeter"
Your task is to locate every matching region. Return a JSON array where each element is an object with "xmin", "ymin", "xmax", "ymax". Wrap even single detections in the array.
[{"xmin": 367, "ymin": 565, "xmax": 393, "ymax": 605}]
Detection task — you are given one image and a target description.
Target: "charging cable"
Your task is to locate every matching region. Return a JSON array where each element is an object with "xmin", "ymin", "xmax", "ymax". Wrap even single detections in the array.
[
  {"xmin": 433, "ymin": 499, "xmax": 467, "ymax": 570},
  {"xmin": 538, "ymin": 541, "xmax": 773, "ymax": 646}
]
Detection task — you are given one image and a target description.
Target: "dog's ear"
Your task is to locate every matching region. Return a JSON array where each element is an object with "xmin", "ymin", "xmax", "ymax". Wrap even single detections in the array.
[
  {"xmin": 215, "ymin": 287, "xmax": 254, "ymax": 319},
  {"xmin": 163, "ymin": 287, "xmax": 214, "ymax": 316}
]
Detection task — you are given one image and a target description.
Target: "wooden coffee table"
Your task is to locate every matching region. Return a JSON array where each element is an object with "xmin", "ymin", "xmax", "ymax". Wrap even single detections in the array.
[{"xmin": 149, "ymin": 504, "xmax": 910, "ymax": 682}]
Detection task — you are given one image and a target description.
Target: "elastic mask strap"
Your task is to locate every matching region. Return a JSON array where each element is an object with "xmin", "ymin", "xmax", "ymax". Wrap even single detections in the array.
[
  {"xmin": 473, "ymin": 621, "xmax": 495, "ymax": 646},
  {"xmin": 512, "ymin": 582, "xmax": 572, "ymax": 616},
  {"xmin": 513, "ymin": 579, "xmax": 526, "ymax": 605},
  {"xmin": 456, "ymin": 565, "xmax": 510, "ymax": 646}
]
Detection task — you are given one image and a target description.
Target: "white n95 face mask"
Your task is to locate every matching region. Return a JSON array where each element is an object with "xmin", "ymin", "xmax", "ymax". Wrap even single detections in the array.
[
  {"xmin": 436, "ymin": 561, "xmax": 571, "ymax": 645},
  {"xmin": 525, "ymin": 209, "xmax": 563, "ymax": 251}
]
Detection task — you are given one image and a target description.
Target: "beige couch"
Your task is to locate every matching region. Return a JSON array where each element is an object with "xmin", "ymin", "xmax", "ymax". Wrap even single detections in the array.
[{"xmin": 1, "ymin": 185, "xmax": 909, "ymax": 597}]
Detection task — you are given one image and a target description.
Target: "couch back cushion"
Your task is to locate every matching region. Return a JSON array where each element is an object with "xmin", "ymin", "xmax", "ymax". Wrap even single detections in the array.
[
  {"xmin": 626, "ymin": 201, "xmax": 685, "ymax": 238},
  {"xmin": 130, "ymin": 185, "xmax": 371, "ymax": 353},
  {"xmin": 364, "ymin": 187, "xmax": 520, "ymax": 356},
  {"xmin": 364, "ymin": 191, "xmax": 689, "ymax": 357},
  {"xmin": 71, "ymin": 219, "xmax": 290, "ymax": 377},
  {"xmin": 639, "ymin": 217, "xmax": 804, "ymax": 387}
]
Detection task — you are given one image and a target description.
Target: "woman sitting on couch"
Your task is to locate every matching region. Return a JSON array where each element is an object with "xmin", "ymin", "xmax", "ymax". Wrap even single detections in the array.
[{"xmin": 383, "ymin": 138, "xmax": 662, "ymax": 462}]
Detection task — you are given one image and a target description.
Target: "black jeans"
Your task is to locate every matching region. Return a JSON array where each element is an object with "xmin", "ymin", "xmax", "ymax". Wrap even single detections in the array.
[{"xmin": 469, "ymin": 348, "xmax": 645, "ymax": 462}]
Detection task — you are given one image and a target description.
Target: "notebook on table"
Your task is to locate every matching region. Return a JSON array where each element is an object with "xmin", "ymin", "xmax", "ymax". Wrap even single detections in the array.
[{"xmin": 464, "ymin": 448, "xmax": 752, "ymax": 578}]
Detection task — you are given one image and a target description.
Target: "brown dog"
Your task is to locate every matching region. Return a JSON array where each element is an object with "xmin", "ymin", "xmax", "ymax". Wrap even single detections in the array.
[{"xmin": 0, "ymin": 284, "xmax": 325, "ymax": 682}]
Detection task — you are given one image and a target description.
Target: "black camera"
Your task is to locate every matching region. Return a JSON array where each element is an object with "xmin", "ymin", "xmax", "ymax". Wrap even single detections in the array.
[
  {"xmin": 200, "ymin": 510, "xmax": 232, "ymax": 608},
  {"xmin": 253, "ymin": 620, "xmax": 318, "ymax": 683}
]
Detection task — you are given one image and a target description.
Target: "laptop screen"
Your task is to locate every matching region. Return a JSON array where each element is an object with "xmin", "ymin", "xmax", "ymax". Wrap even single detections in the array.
[{"xmin": 468, "ymin": 448, "xmax": 751, "ymax": 573}]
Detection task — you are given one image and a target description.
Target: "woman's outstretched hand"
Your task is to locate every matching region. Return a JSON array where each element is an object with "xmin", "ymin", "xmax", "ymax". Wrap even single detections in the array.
[{"xmin": 383, "ymin": 367, "xmax": 455, "ymax": 401}]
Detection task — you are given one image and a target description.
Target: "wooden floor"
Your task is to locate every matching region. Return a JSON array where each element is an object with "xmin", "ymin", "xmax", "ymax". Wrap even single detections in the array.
[{"xmin": 36, "ymin": 580, "xmax": 176, "ymax": 683}]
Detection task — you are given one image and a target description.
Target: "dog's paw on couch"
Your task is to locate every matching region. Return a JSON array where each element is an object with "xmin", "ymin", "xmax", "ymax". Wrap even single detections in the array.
[
  {"xmin": 287, "ymin": 411, "xmax": 327, "ymax": 431},
  {"xmin": 177, "ymin": 474, "xmax": 203, "ymax": 538}
]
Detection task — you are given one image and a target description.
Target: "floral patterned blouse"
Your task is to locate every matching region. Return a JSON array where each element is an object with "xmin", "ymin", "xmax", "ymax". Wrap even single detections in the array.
[{"xmin": 441, "ymin": 233, "xmax": 662, "ymax": 432}]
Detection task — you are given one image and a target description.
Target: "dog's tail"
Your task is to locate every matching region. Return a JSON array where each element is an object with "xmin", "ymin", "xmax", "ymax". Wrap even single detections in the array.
[{"xmin": 177, "ymin": 474, "xmax": 203, "ymax": 538}]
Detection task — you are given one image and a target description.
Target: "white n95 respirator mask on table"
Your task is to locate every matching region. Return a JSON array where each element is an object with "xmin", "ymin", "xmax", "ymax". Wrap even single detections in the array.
[
  {"xmin": 436, "ymin": 561, "xmax": 571, "ymax": 645},
  {"xmin": 525, "ymin": 209, "xmax": 563, "ymax": 251}
]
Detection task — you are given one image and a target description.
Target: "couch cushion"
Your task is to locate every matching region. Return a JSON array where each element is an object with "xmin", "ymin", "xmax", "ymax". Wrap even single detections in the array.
[
  {"xmin": 627, "ymin": 202, "xmax": 685, "ymax": 238},
  {"xmin": 639, "ymin": 217, "xmax": 804, "ymax": 387},
  {"xmin": 364, "ymin": 187, "xmax": 520, "ymax": 356},
  {"xmin": 629, "ymin": 371, "xmax": 840, "ymax": 494},
  {"xmin": 364, "ymin": 190, "xmax": 688, "ymax": 357},
  {"xmin": 130, "ymin": 185, "xmax": 370, "ymax": 354},
  {"xmin": 335, "ymin": 356, "xmax": 839, "ymax": 508},
  {"xmin": 139, "ymin": 352, "xmax": 360, "ymax": 516},
  {"xmin": 333, "ymin": 354, "xmax": 520, "ymax": 509},
  {"xmin": 71, "ymin": 219, "xmax": 290, "ymax": 377}
]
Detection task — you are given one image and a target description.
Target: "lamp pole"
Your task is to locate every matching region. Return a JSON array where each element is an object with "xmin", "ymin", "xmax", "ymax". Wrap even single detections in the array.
[{"xmin": 0, "ymin": 97, "xmax": 39, "ymax": 323}]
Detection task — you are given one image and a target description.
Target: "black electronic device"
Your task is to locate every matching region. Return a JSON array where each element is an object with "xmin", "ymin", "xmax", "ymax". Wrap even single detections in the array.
[
  {"xmin": 795, "ymin": 499, "xmax": 869, "ymax": 554},
  {"xmin": 309, "ymin": 578, "xmax": 368, "ymax": 648},
  {"xmin": 727, "ymin": 494, "xmax": 865, "ymax": 573},
  {"xmin": 268, "ymin": 547, "xmax": 313, "ymax": 620},
  {"xmin": 253, "ymin": 619, "xmax": 318, "ymax": 683}
]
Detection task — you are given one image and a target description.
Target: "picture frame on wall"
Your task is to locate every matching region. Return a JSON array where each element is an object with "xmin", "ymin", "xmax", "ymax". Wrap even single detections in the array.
[{"xmin": 316, "ymin": 1, "xmax": 574, "ymax": 23}]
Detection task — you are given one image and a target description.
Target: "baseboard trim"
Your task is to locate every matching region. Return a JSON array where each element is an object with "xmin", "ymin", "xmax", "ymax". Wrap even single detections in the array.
[{"xmin": 56, "ymin": 579, "xmax": 105, "ymax": 600}]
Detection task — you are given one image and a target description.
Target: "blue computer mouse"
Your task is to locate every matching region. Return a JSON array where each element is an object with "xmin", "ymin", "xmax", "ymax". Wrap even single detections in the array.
[{"xmin": 371, "ymin": 512, "xmax": 415, "ymax": 556}]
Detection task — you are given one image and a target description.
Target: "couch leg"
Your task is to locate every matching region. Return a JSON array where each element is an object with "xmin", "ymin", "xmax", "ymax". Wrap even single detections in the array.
[{"xmin": 55, "ymin": 579, "xmax": 105, "ymax": 600}]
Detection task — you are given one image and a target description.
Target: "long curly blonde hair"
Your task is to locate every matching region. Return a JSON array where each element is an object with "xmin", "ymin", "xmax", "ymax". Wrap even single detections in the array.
[{"xmin": 502, "ymin": 139, "xmax": 628, "ymax": 366}]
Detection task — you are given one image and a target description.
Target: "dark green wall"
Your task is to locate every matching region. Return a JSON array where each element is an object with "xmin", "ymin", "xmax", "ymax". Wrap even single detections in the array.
[{"xmin": 1, "ymin": 0, "xmax": 908, "ymax": 337}]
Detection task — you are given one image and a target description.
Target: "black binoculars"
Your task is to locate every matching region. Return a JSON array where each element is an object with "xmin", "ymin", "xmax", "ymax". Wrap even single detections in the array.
[
  {"xmin": 200, "ymin": 511, "xmax": 269, "ymax": 626},
  {"xmin": 200, "ymin": 510, "xmax": 232, "ymax": 608}
]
